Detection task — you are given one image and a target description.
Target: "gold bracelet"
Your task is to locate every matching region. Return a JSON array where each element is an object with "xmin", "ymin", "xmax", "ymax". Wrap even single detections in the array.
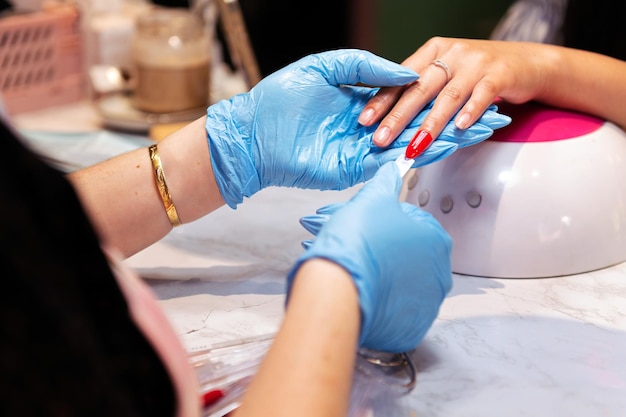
[{"xmin": 148, "ymin": 144, "xmax": 182, "ymax": 227}]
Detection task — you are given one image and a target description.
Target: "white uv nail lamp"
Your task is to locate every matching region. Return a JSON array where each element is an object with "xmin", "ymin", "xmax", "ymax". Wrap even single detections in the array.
[{"xmin": 403, "ymin": 101, "xmax": 626, "ymax": 278}]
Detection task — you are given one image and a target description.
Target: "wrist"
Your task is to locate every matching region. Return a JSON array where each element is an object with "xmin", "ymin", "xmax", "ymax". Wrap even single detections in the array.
[
  {"xmin": 287, "ymin": 246, "xmax": 379, "ymax": 347},
  {"xmin": 157, "ymin": 117, "xmax": 226, "ymax": 220},
  {"xmin": 205, "ymin": 100, "xmax": 260, "ymax": 208},
  {"xmin": 240, "ymin": 258, "xmax": 359, "ymax": 416},
  {"xmin": 288, "ymin": 258, "xmax": 360, "ymax": 341},
  {"xmin": 533, "ymin": 43, "xmax": 566, "ymax": 103}
]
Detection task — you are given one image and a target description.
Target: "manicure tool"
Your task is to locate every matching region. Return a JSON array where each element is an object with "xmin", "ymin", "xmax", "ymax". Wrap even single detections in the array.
[{"xmin": 395, "ymin": 129, "xmax": 434, "ymax": 177}]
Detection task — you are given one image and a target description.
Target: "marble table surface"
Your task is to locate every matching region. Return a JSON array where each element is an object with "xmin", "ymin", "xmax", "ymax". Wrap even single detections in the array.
[{"xmin": 13, "ymin": 102, "xmax": 626, "ymax": 417}]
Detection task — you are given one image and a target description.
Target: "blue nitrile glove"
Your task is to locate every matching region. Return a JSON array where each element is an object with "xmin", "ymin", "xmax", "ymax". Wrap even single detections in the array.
[
  {"xmin": 205, "ymin": 49, "xmax": 512, "ymax": 208},
  {"xmin": 403, "ymin": 101, "xmax": 512, "ymax": 164},
  {"xmin": 287, "ymin": 162, "xmax": 453, "ymax": 353}
]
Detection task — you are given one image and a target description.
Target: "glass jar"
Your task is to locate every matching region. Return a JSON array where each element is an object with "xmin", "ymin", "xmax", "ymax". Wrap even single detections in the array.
[{"xmin": 131, "ymin": 7, "xmax": 210, "ymax": 114}]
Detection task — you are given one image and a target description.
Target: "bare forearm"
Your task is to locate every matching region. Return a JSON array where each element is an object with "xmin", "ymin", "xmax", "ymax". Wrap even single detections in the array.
[
  {"xmin": 233, "ymin": 259, "xmax": 360, "ymax": 417},
  {"xmin": 534, "ymin": 44, "xmax": 626, "ymax": 129},
  {"xmin": 67, "ymin": 116, "xmax": 225, "ymax": 257}
]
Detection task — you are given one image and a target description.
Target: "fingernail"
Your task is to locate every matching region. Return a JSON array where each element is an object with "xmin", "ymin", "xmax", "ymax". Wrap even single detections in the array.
[
  {"xmin": 456, "ymin": 112, "xmax": 471, "ymax": 129},
  {"xmin": 405, "ymin": 130, "xmax": 434, "ymax": 159},
  {"xmin": 373, "ymin": 126, "xmax": 391, "ymax": 146},
  {"xmin": 358, "ymin": 107, "xmax": 375, "ymax": 125}
]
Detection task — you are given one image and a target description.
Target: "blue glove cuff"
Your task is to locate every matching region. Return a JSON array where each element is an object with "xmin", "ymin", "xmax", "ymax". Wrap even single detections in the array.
[
  {"xmin": 286, "ymin": 238, "xmax": 378, "ymax": 348},
  {"xmin": 205, "ymin": 98, "xmax": 261, "ymax": 209}
]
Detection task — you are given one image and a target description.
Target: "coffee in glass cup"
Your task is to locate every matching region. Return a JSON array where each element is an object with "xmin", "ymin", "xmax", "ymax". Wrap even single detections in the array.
[{"xmin": 131, "ymin": 8, "xmax": 210, "ymax": 114}]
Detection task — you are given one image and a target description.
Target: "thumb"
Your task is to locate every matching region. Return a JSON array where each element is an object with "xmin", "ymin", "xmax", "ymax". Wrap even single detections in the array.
[
  {"xmin": 351, "ymin": 162, "xmax": 402, "ymax": 204},
  {"xmin": 311, "ymin": 49, "xmax": 419, "ymax": 87}
]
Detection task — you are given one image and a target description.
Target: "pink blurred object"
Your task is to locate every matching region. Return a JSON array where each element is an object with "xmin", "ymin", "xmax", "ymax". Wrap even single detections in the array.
[
  {"xmin": 489, "ymin": 100, "xmax": 604, "ymax": 143},
  {"xmin": 0, "ymin": 4, "xmax": 86, "ymax": 115}
]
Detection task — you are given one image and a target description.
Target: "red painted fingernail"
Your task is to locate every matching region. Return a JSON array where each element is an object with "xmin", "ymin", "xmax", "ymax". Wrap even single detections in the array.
[{"xmin": 405, "ymin": 130, "xmax": 434, "ymax": 159}]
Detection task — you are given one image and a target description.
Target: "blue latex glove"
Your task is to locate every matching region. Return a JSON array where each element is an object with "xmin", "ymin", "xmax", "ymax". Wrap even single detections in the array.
[
  {"xmin": 287, "ymin": 162, "xmax": 453, "ymax": 353},
  {"xmin": 386, "ymin": 101, "xmax": 511, "ymax": 169},
  {"xmin": 205, "ymin": 49, "xmax": 512, "ymax": 208}
]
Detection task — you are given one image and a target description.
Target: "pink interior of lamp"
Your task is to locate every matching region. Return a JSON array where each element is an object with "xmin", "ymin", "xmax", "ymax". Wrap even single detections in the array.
[{"xmin": 489, "ymin": 101, "xmax": 603, "ymax": 143}]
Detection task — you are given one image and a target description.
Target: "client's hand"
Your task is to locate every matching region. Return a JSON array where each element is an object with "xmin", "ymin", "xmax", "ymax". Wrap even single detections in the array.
[
  {"xmin": 287, "ymin": 162, "xmax": 453, "ymax": 353},
  {"xmin": 205, "ymin": 49, "xmax": 511, "ymax": 208}
]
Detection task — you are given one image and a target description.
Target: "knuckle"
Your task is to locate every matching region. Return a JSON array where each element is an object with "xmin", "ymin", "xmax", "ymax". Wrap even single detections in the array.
[
  {"xmin": 370, "ymin": 87, "xmax": 403, "ymax": 108},
  {"xmin": 384, "ymin": 109, "xmax": 408, "ymax": 125},
  {"xmin": 408, "ymin": 80, "xmax": 431, "ymax": 99},
  {"xmin": 421, "ymin": 113, "xmax": 448, "ymax": 133},
  {"xmin": 477, "ymin": 78, "xmax": 499, "ymax": 96},
  {"xmin": 423, "ymin": 36, "xmax": 442, "ymax": 51},
  {"xmin": 441, "ymin": 84, "xmax": 463, "ymax": 103}
]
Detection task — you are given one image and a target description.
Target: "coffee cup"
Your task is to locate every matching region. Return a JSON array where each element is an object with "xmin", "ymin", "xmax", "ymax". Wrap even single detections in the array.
[{"xmin": 131, "ymin": 8, "xmax": 210, "ymax": 114}]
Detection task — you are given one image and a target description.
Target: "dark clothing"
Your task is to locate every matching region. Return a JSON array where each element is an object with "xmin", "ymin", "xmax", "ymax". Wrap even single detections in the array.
[
  {"xmin": 562, "ymin": 0, "xmax": 626, "ymax": 61},
  {"xmin": 0, "ymin": 118, "xmax": 176, "ymax": 416}
]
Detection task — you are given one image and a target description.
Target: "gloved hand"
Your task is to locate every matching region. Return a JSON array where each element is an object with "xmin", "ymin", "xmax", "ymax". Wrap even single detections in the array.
[
  {"xmin": 205, "ymin": 49, "xmax": 512, "ymax": 208},
  {"xmin": 388, "ymin": 101, "xmax": 512, "ymax": 170},
  {"xmin": 287, "ymin": 162, "xmax": 453, "ymax": 353}
]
